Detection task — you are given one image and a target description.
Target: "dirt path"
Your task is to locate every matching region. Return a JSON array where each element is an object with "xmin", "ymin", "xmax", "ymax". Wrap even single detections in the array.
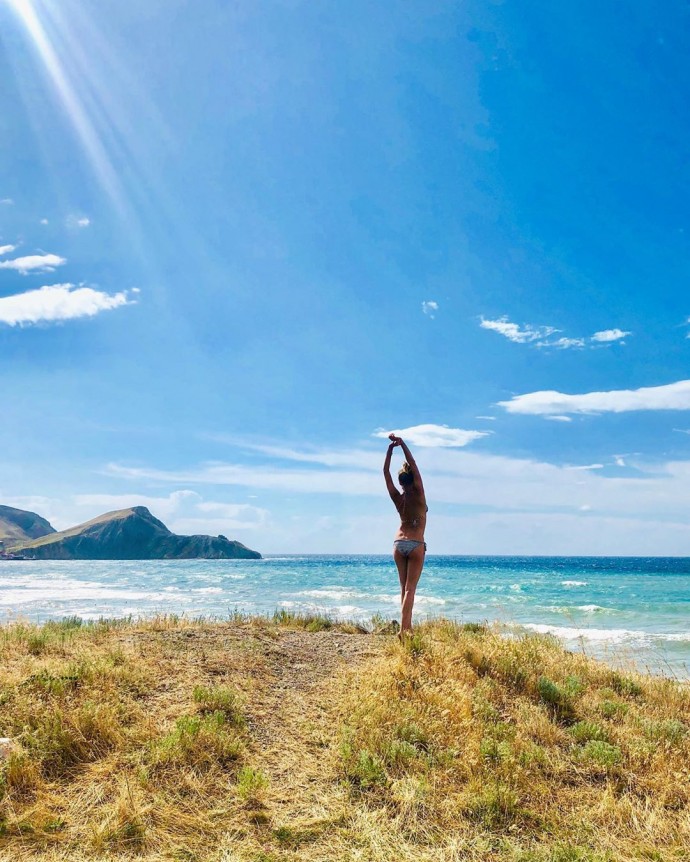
[{"xmin": 241, "ymin": 629, "xmax": 385, "ymax": 845}]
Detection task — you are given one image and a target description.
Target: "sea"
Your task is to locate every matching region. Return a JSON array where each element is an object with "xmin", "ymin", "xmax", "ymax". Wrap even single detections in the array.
[{"xmin": 2, "ymin": 555, "xmax": 689, "ymax": 679}]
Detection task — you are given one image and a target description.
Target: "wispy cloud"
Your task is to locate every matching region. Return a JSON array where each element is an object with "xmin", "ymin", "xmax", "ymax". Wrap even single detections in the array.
[
  {"xmin": 0, "ymin": 253, "xmax": 66, "ymax": 274},
  {"xmin": 479, "ymin": 316, "xmax": 557, "ymax": 344},
  {"xmin": 591, "ymin": 328, "xmax": 630, "ymax": 343},
  {"xmin": 544, "ymin": 415, "xmax": 572, "ymax": 422},
  {"xmin": 0, "ymin": 283, "xmax": 138, "ymax": 326},
  {"xmin": 73, "ymin": 490, "xmax": 268, "ymax": 534},
  {"xmin": 373, "ymin": 423, "xmax": 490, "ymax": 448},
  {"xmin": 422, "ymin": 300, "xmax": 439, "ymax": 318},
  {"xmin": 548, "ymin": 337, "xmax": 585, "ymax": 350},
  {"xmin": 0, "ymin": 198, "xmax": 13, "ymax": 206},
  {"xmin": 40, "ymin": 219, "xmax": 49, "ymax": 225},
  {"xmin": 0, "ymin": 244, "xmax": 16, "ymax": 256},
  {"xmin": 499, "ymin": 379, "xmax": 690, "ymax": 416},
  {"xmin": 67, "ymin": 215, "xmax": 91, "ymax": 229},
  {"xmin": 480, "ymin": 315, "xmax": 630, "ymax": 349}
]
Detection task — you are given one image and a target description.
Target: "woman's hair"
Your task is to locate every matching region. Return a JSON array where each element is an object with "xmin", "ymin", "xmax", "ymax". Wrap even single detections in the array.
[{"xmin": 398, "ymin": 462, "xmax": 414, "ymax": 487}]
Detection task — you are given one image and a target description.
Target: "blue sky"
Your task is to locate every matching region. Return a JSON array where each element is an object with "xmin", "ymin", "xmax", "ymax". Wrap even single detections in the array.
[{"xmin": 3, "ymin": 0, "xmax": 690, "ymax": 554}]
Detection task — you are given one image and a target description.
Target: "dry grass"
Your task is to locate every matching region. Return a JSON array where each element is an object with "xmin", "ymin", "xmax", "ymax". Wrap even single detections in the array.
[{"xmin": 0, "ymin": 615, "xmax": 688, "ymax": 861}]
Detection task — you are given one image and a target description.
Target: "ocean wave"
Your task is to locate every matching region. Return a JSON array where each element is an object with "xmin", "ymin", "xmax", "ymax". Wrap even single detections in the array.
[
  {"xmin": 523, "ymin": 623, "xmax": 690, "ymax": 645},
  {"xmin": 0, "ymin": 582, "xmax": 177, "ymax": 607},
  {"xmin": 298, "ymin": 588, "xmax": 365, "ymax": 600},
  {"xmin": 561, "ymin": 580, "xmax": 588, "ymax": 587},
  {"xmin": 538, "ymin": 604, "xmax": 615, "ymax": 614}
]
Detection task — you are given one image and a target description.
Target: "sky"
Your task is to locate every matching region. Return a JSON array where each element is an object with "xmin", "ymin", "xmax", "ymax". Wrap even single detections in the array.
[{"xmin": 2, "ymin": 0, "xmax": 690, "ymax": 554}]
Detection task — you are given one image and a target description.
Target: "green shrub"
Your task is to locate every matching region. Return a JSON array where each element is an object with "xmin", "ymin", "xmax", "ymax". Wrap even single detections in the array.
[
  {"xmin": 569, "ymin": 721, "xmax": 609, "ymax": 743},
  {"xmin": 193, "ymin": 685, "xmax": 244, "ymax": 725},
  {"xmin": 580, "ymin": 740, "xmax": 622, "ymax": 770},
  {"xmin": 152, "ymin": 712, "xmax": 242, "ymax": 768},
  {"xmin": 236, "ymin": 766, "xmax": 269, "ymax": 801},
  {"xmin": 641, "ymin": 719, "xmax": 687, "ymax": 744}
]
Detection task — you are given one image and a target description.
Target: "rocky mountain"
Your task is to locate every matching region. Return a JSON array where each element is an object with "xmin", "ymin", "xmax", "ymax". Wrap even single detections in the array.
[
  {"xmin": 0, "ymin": 505, "xmax": 56, "ymax": 546},
  {"xmin": 15, "ymin": 506, "xmax": 261, "ymax": 560}
]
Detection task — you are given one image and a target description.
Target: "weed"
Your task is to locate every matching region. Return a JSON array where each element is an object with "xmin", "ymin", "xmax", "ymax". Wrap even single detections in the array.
[
  {"xmin": 193, "ymin": 685, "xmax": 244, "ymax": 725},
  {"xmin": 236, "ymin": 766, "xmax": 268, "ymax": 801},
  {"xmin": 569, "ymin": 721, "xmax": 609, "ymax": 743},
  {"xmin": 579, "ymin": 740, "xmax": 622, "ymax": 770}
]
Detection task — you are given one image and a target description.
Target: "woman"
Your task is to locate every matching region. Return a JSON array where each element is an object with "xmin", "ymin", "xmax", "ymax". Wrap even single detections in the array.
[{"xmin": 383, "ymin": 433, "xmax": 427, "ymax": 636}]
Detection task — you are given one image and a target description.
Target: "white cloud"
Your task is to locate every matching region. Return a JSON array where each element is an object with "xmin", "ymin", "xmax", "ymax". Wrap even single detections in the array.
[
  {"xmin": 565, "ymin": 464, "xmax": 604, "ymax": 471},
  {"xmin": 40, "ymin": 219, "xmax": 49, "ymax": 225},
  {"xmin": 614, "ymin": 456, "xmax": 626, "ymax": 467},
  {"xmin": 591, "ymin": 328, "xmax": 630, "ymax": 343},
  {"xmin": 0, "ymin": 253, "xmax": 66, "ymax": 274},
  {"xmin": 545, "ymin": 337, "xmax": 585, "ymax": 350},
  {"xmin": 72, "ymin": 491, "xmax": 268, "ymax": 536},
  {"xmin": 0, "ymin": 198, "xmax": 13, "ymax": 205},
  {"xmin": 480, "ymin": 316, "xmax": 557, "ymax": 344},
  {"xmin": 499, "ymin": 379, "xmax": 690, "ymax": 416},
  {"xmin": 374, "ymin": 423, "xmax": 490, "ymax": 448},
  {"xmin": 67, "ymin": 215, "xmax": 91, "ymax": 228},
  {"xmin": 0, "ymin": 282, "xmax": 137, "ymax": 326},
  {"xmin": 422, "ymin": 300, "xmax": 439, "ymax": 318},
  {"xmin": 544, "ymin": 415, "xmax": 572, "ymax": 422},
  {"xmin": 0, "ymin": 245, "xmax": 16, "ymax": 256}
]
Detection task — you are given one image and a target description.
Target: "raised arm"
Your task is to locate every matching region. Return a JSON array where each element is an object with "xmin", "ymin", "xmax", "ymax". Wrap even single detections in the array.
[{"xmin": 383, "ymin": 441, "xmax": 401, "ymax": 503}]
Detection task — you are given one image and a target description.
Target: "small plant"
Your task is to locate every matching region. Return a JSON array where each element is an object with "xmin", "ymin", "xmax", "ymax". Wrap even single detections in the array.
[
  {"xmin": 461, "ymin": 621, "xmax": 485, "ymax": 634},
  {"xmin": 537, "ymin": 676, "xmax": 576, "ymax": 723},
  {"xmin": 580, "ymin": 740, "xmax": 622, "ymax": 770},
  {"xmin": 26, "ymin": 632, "xmax": 49, "ymax": 656},
  {"xmin": 641, "ymin": 718, "xmax": 687, "ymax": 744},
  {"xmin": 152, "ymin": 712, "xmax": 242, "ymax": 768},
  {"xmin": 609, "ymin": 672, "xmax": 643, "ymax": 697},
  {"xmin": 236, "ymin": 766, "xmax": 269, "ymax": 801},
  {"xmin": 342, "ymin": 746, "xmax": 386, "ymax": 789},
  {"xmin": 480, "ymin": 737, "xmax": 513, "ymax": 765},
  {"xmin": 465, "ymin": 782, "xmax": 520, "ymax": 827},
  {"xmin": 193, "ymin": 685, "xmax": 244, "ymax": 726},
  {"xmin": 569, "ymin": 721, "xmax": 609, "ymax": 743},
  {"xmin": 401, "ymin": 631, "xmax": 425, "ymax": 656},
  {"xmin": 385, "ymin": 739, "xmax": 418, "ymax": 767},
  {"xmin": 598, "ymin": 699, "xmax": 628, "ymax": 719},
  {"xmin": 395, "ymin": 722, "xmax": 430, "ymax": 751}
]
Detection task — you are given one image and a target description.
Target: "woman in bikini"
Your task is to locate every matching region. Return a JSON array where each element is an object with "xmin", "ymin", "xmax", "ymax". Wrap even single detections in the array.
[{"xmin": 383, "ymin": 433, "xmax": 427, "ymax": 636}]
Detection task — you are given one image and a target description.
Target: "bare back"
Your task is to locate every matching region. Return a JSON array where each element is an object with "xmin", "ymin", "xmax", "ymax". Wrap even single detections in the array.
[{"xmin": 393, "ymin": 486, "xmax": 427, "ymax": 542}]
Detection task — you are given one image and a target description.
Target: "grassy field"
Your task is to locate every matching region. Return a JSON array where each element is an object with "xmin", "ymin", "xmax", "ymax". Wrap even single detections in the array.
[{"xmin": 0, "ymin": 613, "xmax": 688, "ymax": 861}]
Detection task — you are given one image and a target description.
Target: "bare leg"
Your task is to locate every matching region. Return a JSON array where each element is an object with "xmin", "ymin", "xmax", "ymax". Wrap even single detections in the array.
[
  {"xmin": 394, "ymin": 548, "xmax": 408, "ymax": 610},
  {"xmin": 400, "ymin": 545, "xmax": 425, "ymax": 634}
]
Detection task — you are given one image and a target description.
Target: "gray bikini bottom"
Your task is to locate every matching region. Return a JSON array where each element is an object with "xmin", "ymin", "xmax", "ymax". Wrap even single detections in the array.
[{"xmin": 393, "ymin": 539, "xmax": 426, "ymax": 557}]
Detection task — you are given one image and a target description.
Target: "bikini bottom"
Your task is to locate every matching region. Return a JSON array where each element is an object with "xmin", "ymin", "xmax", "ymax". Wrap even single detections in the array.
[{"xmin": 393, "ymin": 539, "xmax": 426, "ymax": 557}]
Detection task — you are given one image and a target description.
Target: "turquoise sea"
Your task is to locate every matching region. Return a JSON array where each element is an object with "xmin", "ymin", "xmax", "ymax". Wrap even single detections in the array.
[{"xmin": 2, "ymin": 555, "xmax": 689, "ymax": 678}]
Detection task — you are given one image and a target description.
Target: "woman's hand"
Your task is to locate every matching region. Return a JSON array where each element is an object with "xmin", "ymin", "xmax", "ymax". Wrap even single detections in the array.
[{"xmin": 388, "ymin": 433, "xmax": 402, "ymax": 446}]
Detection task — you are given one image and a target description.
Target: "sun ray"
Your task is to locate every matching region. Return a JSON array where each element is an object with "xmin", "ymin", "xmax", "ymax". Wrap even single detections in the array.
[{"xmin": 4, "ymin": 0, "xmax": 126, "ymax": 213}]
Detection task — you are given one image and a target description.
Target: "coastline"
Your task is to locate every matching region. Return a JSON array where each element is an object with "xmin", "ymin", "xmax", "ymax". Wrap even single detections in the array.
[
  {"xmin": 1, "ymin": 614, "xmax": 689, "ymax": 860},
  {"xmin": 2, "ymin": 554, "xmax": 689, "ymax": 681}
]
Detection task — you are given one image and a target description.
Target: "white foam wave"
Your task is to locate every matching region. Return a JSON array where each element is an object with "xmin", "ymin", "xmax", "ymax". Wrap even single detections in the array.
[
  {"xmin": 561, "ymin": 580, "xmax": 588, "ymax": 587},
  {"xmin": 299, "ymin": 588, "xmax": 364, "ymax": 600},
  {"xmin": 524, "ymin": 623, "xmax": 690, "ymax": 645}
]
